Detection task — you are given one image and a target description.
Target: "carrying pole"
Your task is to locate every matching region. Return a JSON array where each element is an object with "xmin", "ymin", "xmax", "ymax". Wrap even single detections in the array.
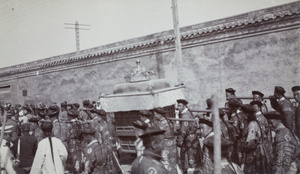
[
  {"xmin": 211, "ymin": 94, "xmax": 221, "ymax": 174},
  {"xmin": 171, "ymin": 0, "xmax": 183, "ymax": 84}
]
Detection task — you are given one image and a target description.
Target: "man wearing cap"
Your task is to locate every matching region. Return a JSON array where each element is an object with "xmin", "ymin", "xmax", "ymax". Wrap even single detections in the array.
[
  {"xmin": 12, "ymin": 123, "xmax": 37, "ymax": 174},
  {"xmin": 0, "ymin": 125, "xmax": 17, "ymax": 174},
  {"xmin": 243, "ymin": 103, "xmax": 272, "ymax": 174},
  {"xmin": 176, "ymin": 99, "xmax": 201, "ymax": 172},
  {"xmin": 131, "ymin": 126, "xmax": 168, "ymax": 174},
  {"xmin": 225, "ymin": 88, "xmax": 241, "ymax": 107},
  {"xmin": 59, "ymin": 101, "xmax": 68, "ymax": 121},
  {"xmin": 66, "ymin": 103, "xmax": 80, "ymax": 120},
  {"xmin": 250, "ymin": 101, "xmax": 271, "ymax": 140},
  {"xmin": 292, "ymin": 86, "xmax": 300, "ymax": 138},
  {"xmin": 47, "ymin": 103, "xmax": 60, "ymax": 122},
  {"xmin": 36, "ymin": 102, "xmax": 47, "ymax": 119},
  {"xmin": 28, "ymin": 117, "xmax": 43, "ymax": 143},
  {"xmin": 153, "ymin": 107, "xmax": 178, "ymax": 173},
  {"xmin": 273, "ymin": 86, "xmax": 295, "ymax": 131},
  {"xmin": 30, "ymin": 119, "xmax": 68, "ymax": 174},
  {"xmin": 227, "ymin": 98, "xmax": 246, "ymax": 165},
  {"xmin": 79, "ymin": 100, "xmax": 92, "ymax": 121},
  {"xmin": 265, "ymin": 112, "xmax": 300, "ymax": 174},
  {"xmin": 80, "ymin": 122, "xmax": 109, "ymax": 174},
  {"xmin": 197, "ymin": 117, "xmax": 214, "ymax": 174},
  {"xmin": 252, "ymin": 90, "xmax": 268, "ymax": 114}
]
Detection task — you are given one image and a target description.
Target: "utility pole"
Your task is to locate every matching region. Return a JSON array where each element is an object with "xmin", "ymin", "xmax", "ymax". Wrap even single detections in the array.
[
  {"xmin": 171, "ymin": 0, "xmax": 183, "ymax": 84},
  {"xmin": 65, "ymin": 21, "xmax": 90, "ymax": 52}
]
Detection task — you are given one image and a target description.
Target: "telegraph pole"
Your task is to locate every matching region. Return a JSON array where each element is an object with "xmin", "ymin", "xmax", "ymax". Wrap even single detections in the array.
[
  {"xmin": 65, "ymin": 21, "xmax": 90, "ymax": 52},
  {"xmin": 171, "ymin": 0, "xmax": 183, "ymax": 84}
]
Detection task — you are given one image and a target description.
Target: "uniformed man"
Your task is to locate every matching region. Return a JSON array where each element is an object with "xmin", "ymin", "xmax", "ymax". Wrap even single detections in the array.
[
  {"xmin": 153, "ymin": 107, "xmax": 178, "ymax": 173},
  {"xmin": 0, "ymin": 125, "xmax": 17, "ymax": 174},
  {"xmin": 79, "ymin": 100, "xmax": 92, "ymax": 121},
  {"xmin": 81, "ymin": 122, "xmax": 109, "ymax": 174},
  {"xmin": 198, "ymin": 117, "xmax": 214, "ymax": 174},
  {"xmin": 250, "ymin": 100, "xmax": 272, "ymax": 142},
  {"xmin": 67, "ymin": 103, "xmax": 80, "ymax": 120},
  {"xmin": 12, "ymin": 123, "xmax": 37, "ymax": 174},
  {"xmin": 59, "ymin": 101, "xmax": 68, "ymax": 121},
  {"xmin": 227, "ymin": 98, "xmax": 246, "ymax": 165},
  {"xmin": 273, "ymin": 86, "xmax": 295, "ymax": 131},
  {"xmin": 225, "ymin": 88, "xmax": 241, "ymax": 107},
  {"xmin": 252, "ymin": 90, "xmax": 268, "ymax": 114},
  {"xmin": 36, "ymin": 102, "xmax": 47, "ymax": 119},
  {"xmin": 28, "ymin": 117, "xmax": 43, "ymax": 143},
  {"xmin": 176, "ymin": 99, "xmax": 201, "ymax": 173},
  {"xmin": 243, "ymin": 103, "xmax": 272, "ymax": 174},
  {"xmin": 265, "ymin": 112, "xmax": 300, "ymax": 174},
  {"xmin": 47, "ymin": 103, "xmax": 60, "ymax": 122},
  {"xmin": 131, "ymin": 126, "xmax": 168, "ymax": 174},
  {"xmin": 292, "ymin": 86, "xmax": 300, "ymax": 138}
]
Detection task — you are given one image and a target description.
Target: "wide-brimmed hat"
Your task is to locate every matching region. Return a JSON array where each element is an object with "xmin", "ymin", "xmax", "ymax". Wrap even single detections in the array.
[
  {"xmin": 177, "ymin": 99, "xmax": 188, "ymax": 105},
  {"xmin": 40, "ymin": 119, "xmax": 53, "ymax": 132},
  {"xmin": 139, "ymin": 126, "xmax": 165, "ymax": 139}
]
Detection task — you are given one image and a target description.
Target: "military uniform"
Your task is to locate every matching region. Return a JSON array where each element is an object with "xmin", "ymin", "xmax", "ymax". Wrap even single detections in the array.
[
  {"xmin": 81, "ymin": 122, "xmax": 108, "ymax": 174},
  {"xmin": 177, "ymin": 108, "xmax": 201, "ymax": 171},
  {"xmin": 153, "ymin": 108, "xmax": 178, "ymax": 173},
  {"xmin": 131, "ymin": 150, "xmax": 168, "ymax": 174},
  {"xmin": 243, "ymin": 120, "xmax": 272, "ymax": 174},
  {"xmin": 52, "ymin": 119, "xmax": 71, "ymax": 149},
  {"xmin": 272, "ymin": 125, "xmax": 300, "ymax": 174},
  {"xmin": 66, "ymin": 120, "xmax": 82, "ymax": 172},
  {"xmin": 277, "ymin": 97, "xmax": 295, "ymax": 131}
]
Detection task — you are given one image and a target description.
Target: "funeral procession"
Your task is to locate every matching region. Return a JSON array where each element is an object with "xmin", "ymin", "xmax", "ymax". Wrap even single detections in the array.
[{"xmin": 0, "ymin": 1, "xmax": 300, "ymax": 174}]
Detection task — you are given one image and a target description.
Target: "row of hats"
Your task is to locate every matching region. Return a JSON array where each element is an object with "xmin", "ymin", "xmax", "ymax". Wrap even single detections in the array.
[{"xmin": 226, "ymin": 86, "xmax": 300, "ymax": 96}]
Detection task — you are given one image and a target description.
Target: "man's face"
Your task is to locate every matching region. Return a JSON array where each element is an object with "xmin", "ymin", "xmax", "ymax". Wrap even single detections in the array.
[
  {"xmin": 177, "ymin": 103, "xmax": 185, "ymax": 113},
  {"xmin": 294, "ymin": 90, "xmax": 300, "ymax": 103},
  {"xmin": 252, "ymin": 104, "xmax": 260, "ymax": 112},
  {"xmin": 253, "ymin": 94, "xmax": 262, "ymax": 102},
  {"xmin": 226, "ymin": 92, "xmax": 234, "ymax": 100},
  {"xmin": 198, "ymin": 124, "xmax": 212, "ymax": 138},
  {"xmin": 154, "ymin": 134, "xmax": 165, "ymax": 154}
]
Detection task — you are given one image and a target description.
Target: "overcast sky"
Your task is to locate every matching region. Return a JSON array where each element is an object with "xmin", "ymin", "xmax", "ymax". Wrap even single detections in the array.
[{"xmin": 0, "ymin": 0, "xmax": 298, "ymax": 68}]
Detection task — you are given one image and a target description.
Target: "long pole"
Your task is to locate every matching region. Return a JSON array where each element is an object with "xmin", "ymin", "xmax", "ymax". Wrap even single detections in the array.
[
  {"xmin": 211, "ymin": 94, "xmax": 221, "ymax": 174},
  {"xmin": 171, "ymin": 0, "xmax": 183, "ymax": 84}
]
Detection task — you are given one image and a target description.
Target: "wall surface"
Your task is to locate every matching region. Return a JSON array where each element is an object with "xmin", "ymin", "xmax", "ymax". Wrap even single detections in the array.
[{"xmin": 0, "ymin": 2, "xmax": 299, "ymax": 109}]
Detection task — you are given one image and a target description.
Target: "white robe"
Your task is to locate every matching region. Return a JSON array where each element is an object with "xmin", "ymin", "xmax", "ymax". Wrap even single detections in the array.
[
  {"xmin": 0, "ymin": 139, "xmax": 16, "ymax": 174},
  {"xmin": 30, "ymin": 137, "xmax": 68, "ymax": 174}
]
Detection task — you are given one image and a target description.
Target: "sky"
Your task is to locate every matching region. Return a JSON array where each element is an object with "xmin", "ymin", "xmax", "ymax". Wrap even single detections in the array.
[{"xmin": 0, "ymin": 0, "xmax": 298, "ymax": 68}]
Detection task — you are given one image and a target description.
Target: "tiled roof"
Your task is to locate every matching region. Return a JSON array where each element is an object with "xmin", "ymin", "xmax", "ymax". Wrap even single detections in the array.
[{"xmin": 0, "ymin": 1, "xmax": 299, "ymax": 78}]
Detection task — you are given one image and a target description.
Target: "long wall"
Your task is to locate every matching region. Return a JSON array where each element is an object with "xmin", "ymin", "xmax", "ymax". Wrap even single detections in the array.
[{"xmin": 0, "ymin": 2, "xmax": 299, "ymax": 109}]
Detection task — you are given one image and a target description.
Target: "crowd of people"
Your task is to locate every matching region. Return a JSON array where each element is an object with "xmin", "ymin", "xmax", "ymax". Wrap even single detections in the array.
[
  {"xmin": 0, "ymin": 100, "xmax": 121, "ymax": 174},
  {"xmin": 130, "ymin": 85, "xmax": 300, "ymax": 174},
  {"xmin": 0, "ymin": 85, "xmax": 300, "ymax": 174}
]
